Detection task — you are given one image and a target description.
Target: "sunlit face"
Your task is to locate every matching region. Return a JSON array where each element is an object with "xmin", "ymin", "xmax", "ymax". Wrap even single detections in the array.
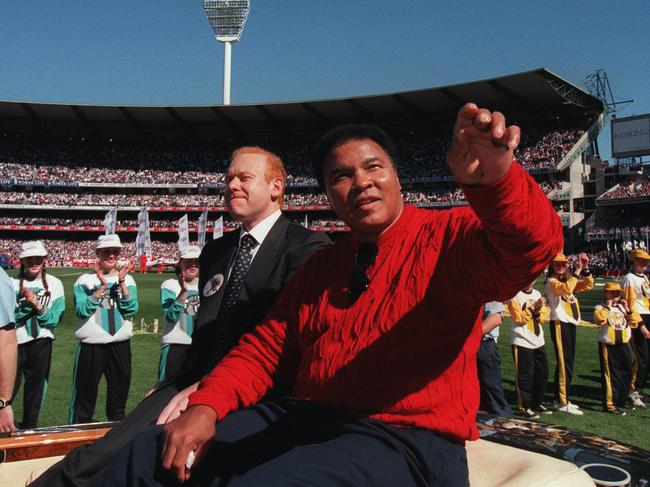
[
  {"xmin": 552, "ymin": 261, "xmax": 568, "ymax": 276},
  {"xmin": 323, "ymin": 139, "xmax": 403, "ymax": 242},
  {"xmin": 225, "ymin": 153, "xmax": 282, "ymax": 230},
  {"xmin": 21, "ymin": 255, "xmax": 46, "ymax": 279},
  {"xmin": 180, "ymin": 258, "xmax": 199, "ymax": 281},
  {"xmin": 96, "ymin": 247, "xmax": 121, "ymax": 273},
  {"xmin": 632, "ymin": 257, "xmax": 649, "ymax": 273}
]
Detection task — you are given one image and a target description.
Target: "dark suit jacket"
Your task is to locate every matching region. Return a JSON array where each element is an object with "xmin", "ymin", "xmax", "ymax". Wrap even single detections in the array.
[
  {"xmin": 179, "ymin": 214, "xmax": 331, "ymax": 383},
  {"xmin": 33, "ymin": 215, "xmax": 331, "ymax": 487}
]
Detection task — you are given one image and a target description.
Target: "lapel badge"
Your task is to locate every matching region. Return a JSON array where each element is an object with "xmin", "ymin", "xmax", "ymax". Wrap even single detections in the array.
[{"xmin": 203, "ymin": 273, "xmax": 224, "ymax": 297}]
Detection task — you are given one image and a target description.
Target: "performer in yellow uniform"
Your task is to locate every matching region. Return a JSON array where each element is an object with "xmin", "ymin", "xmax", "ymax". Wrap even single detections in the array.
[
  {"xmin": 545, "ymin": 252, "xmax": 594, "ymax": 415},
  {"xmin": 508, "ymin": 279, "xmax": 550, "ymax": 419},
  {"xmin": 620, "ymin": 248, "xmax": 650, "ymax": 409},
  {"xmin": 594, "ymin": 282, "xmax": 641, "ymax": 415}
]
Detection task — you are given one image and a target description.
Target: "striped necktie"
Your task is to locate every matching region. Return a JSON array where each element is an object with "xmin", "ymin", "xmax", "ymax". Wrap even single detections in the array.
[{"xmin": 209, "ymin": 234, "xmax": 257, "ymax": 367}]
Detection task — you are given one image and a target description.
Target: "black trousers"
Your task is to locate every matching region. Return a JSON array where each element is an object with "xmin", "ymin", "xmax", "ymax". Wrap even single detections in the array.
[
  {"xmin": 550, "ymin": 320, "xmax": 576, "ymax": 405},
  {"xmin": 512, "ymin": 344, "xmax": 548, "ymax": 412},
  {"xmin": 32, "ymin": 382, "xmax": 182, "ymax": 487},
  {"xmin": 630, "ymin": 315, "xmax": 650, "ymax": 393},
  {"xmin": 476, "ymin": 338, "xmax": 512, "ymax": 417},
  {"xmin": 158, "ymin": 344, "xmax": 191, "ymax": 381},
  {"xmin": 12, "ymin": 338, "xmax": 52, "ymax": 429},
  {"xmin": 96, "ymin": 398, "xmax": 469, "ymax": 487},
  {"xmin": 68, "ymin": 340, "xmax": 132, "ymax": 424},
  {"xmin": 599, "ymin": 342, "xmax": 632, "ymax": 411}
]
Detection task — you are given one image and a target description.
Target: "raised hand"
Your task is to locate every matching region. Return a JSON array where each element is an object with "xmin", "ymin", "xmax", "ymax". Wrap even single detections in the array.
[
  {"xmin": 178, "ymin": 273, "xmax": 188, "ymax": 295},
  {"xmin": 573, "ymin": 263, "xmax": 582, "ymax": 276},
  {"xmin": 21, "ymin": 288, "xmax": 40, "ymax": 309},
  {"xmin": 446, "ymin": 103, "xmax": 520, "ymax": 186},
  {"xmin": 94, "ymin": 262, "xmax": 107, "ymax": 286},
  {"xmin": 118, "ymin": 259, "xmax": 135, "ymax": 281}
]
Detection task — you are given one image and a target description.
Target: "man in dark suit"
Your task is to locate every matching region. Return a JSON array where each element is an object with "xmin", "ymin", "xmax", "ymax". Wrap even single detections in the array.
[{"xmin": 32, "ymin": 146, "xmax": 330, "ymax": 487}]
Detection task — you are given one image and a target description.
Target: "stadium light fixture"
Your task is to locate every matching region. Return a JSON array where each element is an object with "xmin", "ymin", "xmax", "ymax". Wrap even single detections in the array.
[{"xmin": 202, "ymin": 0, "xmax": 250, "ymax": 105}]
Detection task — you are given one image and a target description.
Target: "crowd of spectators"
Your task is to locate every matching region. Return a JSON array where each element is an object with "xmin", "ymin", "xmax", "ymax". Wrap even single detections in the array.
[
  {"xmin": 402, "ymin": 188, "xmax": 465, "ymax": 205},
  {"xmin": 0, "ymin": 191, "xmax": 332, "ymax": 208},
  {"xmin": 587, "ymin": 225, "xmax": 650, "ymax": 240},
  {"xmin": 0, "ymin": 191, "xmax": 226, "ymax": 208},
  {"xmin": 0, "ymin": 217, "xmax": 242, "ymax": 229},
  {"xmin": 1, "ymin": 126, "xmax": 584, "ymax": 186},
  {"xmin": 1, "ymin": 179, "xmax": 558, "ymax": 210},
  {"xmin": 300, "ymin": 219, "xmax": 348, "ymax": 229},
  {"xmin": 563, "ymin": 251, "xmax": 609, "ymax": 277},
  {"xmin": 0, "ymin": 238, "xmax": 182, "ymax": 265},
  {"xmin": 0, "ymin": 140, "xmax": 229, "ymax": 184},
  {"xmin": 516, "ymin": 128, "xmax": 584, "ymax": 170},
  {"xmin": 2, "ymin": 237, "xmax": 613, "ymax": 269},
  {"xmin": 598, "ymin": 176, "xmax": 650, "ymax": 201},
  {"xmin": 0, "ymin": 216, "xmax": 358, "ymax": 232}
]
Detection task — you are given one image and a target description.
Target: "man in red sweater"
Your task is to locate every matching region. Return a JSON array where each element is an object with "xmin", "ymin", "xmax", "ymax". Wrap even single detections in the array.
[{"xmin": 98, "ymin": 104, "xmax": 563, "ymax": 486}]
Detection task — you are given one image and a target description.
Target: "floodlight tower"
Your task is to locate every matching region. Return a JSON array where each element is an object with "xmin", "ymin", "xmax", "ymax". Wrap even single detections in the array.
[{"xmin": 203, "ymin": 0, "xmax": 250, "ymax": 105}]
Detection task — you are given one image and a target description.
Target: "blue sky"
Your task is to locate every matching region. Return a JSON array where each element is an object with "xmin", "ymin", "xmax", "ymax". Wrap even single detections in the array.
[{"xmin": 1, "ymin": 0, "xmax": 648, "ymax": 159}]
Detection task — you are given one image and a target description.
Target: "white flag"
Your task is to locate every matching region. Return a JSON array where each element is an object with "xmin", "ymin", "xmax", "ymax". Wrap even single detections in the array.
[
  {"xmin": 136, "ymin": 207, "xmax": 152, "ymax": 258},
  {"xmin": 177, "ymin": 214, "xmax": 190, "ymax": 251},
  {"xmin": 213, "ymin": 216, "xmax": 224, "ymax": 240},
  {"xmin": 198, "ymin": 209, "xmax": 209, "ymax": 248},
  {"xmin": 103, "ymin": 207, "xmax": 118, "ymax": 235}
]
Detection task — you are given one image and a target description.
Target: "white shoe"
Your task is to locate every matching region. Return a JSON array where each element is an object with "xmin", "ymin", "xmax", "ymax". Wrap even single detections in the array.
[
  {"xmin": 551, "ymin": 400, "xmax": 574, "ymax": 410},
  {"xmin": 523, "ymin": 408, "xmax": 541, "ymax": 420},
  {"xmin": 568, "ymin": 402, "xmax": 581, "ymax": 410},
  {"xmin": 629, "ymin": 391, "xmax": 647, "ymax": 409},
  {"xmin": 557, "ymin": 403, "xmax": 584, "ymax": 415}
]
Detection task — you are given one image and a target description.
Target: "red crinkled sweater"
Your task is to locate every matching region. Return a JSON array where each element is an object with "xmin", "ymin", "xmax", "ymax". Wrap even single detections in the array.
[{"xmin": 188, "ymin": 163, "xmax": 563, "ymax": 443}]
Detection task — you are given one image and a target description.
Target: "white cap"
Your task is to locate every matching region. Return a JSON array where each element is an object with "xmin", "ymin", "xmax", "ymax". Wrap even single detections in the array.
[
  {"xmin": 96, "ymin": 234, "xmax": 123, "ymax": 249},
  {"xmin": 179, "ymin": 245, "xmax": 201, "ymax": 260},
  {"xmin": 19, "ymin": 241, "xmax": 48, "ymax": 259}
]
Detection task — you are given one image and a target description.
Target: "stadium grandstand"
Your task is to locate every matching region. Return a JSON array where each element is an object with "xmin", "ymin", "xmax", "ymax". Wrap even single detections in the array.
[
  {"xmin": 1, "ymin": 68, "xmax": 608, "ymax": 266},
  {"xmin": 584, "ymin": 164, "xmax": 650, "ymax": 269}
]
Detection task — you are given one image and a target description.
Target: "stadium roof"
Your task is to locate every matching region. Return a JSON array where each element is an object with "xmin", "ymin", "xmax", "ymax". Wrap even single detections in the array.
[{"xmin": 0, "ymin": 68, "xmax": 603, "ymax": 134}]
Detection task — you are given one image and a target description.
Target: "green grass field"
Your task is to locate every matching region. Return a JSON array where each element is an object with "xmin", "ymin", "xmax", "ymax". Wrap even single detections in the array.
[{"xmin": 8, "ymin": 268, "xmax": 650, "ymax": 451}]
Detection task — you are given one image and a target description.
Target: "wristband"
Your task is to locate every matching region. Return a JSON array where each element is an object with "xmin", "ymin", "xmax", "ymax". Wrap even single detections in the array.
[{"xmin": 119, "ymin": 279, "xmax": 126, "ymax": 284}]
